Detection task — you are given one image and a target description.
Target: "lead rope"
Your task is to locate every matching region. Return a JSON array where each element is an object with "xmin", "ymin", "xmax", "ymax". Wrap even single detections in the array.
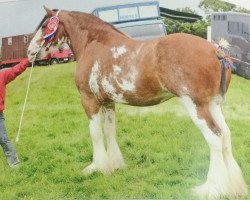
[
  {"xmin": 15, "ymin": 60, "xmax": 35, "ymax": 143},
  {"xmin": 16, "ymin": 40, "xmax": 44, "ymax": 143}
]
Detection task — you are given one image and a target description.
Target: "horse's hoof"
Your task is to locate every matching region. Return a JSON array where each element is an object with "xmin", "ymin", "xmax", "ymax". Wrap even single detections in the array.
[
  {"xmin": 82, "ymin": 163, "xmax": 97, "ymax": 175},
  {"xmin": 82, "ymin": 162, "xmax": 112, "ymax": 175},
  {"xmin": 192, "ymin": 182, "xmax": 228, "ymax": 199},
  {"xmin": 109, "ymin": 157, "xmax": 126, "ymax": 171}
]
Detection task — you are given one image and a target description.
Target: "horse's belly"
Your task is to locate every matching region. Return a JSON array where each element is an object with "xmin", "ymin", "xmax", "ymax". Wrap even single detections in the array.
[{"xmin": 123, "ymin": 90, "xmax": 175, "ymax": 106}]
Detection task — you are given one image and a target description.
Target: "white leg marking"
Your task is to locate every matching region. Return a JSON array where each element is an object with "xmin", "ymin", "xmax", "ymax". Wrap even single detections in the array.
[
  {"xmin": 83, "ymin": 110, "xmax": 111, "ymax": 175},
  {"xmin": 209, "ymin": 96, "xmax": 248, "ymax": 197},
  {"xmin": 103, "ymin": 107, "xmax": 126, "ymax": 170},
  {"xmin": 180, "ymin": 96, "xmax": 231, "ymax": 198}
]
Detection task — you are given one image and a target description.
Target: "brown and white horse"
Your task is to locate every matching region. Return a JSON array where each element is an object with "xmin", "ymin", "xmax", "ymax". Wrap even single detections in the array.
[{"xmin": 28, "ymin": 7, "xmax": 248, "ymax": 199}]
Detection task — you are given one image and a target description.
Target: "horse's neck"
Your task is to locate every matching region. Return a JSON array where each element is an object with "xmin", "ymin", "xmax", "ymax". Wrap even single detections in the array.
[{"xmin": 62, "ymin": 13, "xmax": 129, "ymax": 60}]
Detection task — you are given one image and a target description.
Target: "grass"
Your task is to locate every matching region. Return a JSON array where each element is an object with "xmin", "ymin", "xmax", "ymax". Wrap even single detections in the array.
[{"xmin": 0, "ymin": 62, "xmax": 249, "ymax": 199}]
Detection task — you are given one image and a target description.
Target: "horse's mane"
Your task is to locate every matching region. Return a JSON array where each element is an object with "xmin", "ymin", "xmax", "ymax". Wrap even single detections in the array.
[
  {"xmin": 35, "ymin": 9, "xmax": 129, "ymax": 39},
  {"xmin": 68, "ymin": 11, "xmax": 129, "ymax": 38}
]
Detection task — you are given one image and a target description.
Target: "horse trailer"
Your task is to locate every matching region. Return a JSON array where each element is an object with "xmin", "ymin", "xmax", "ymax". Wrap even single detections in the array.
[
  {"xmin": 0, "ymin": 34, "xmax": 32, "ymax": 68},
  {"xmin": 92, "ymin": 1, "xmax": 167, "ymax": 40},
  {"xmin": 211, "ymin": 12, "xmax": 250, "ymax": 79}
]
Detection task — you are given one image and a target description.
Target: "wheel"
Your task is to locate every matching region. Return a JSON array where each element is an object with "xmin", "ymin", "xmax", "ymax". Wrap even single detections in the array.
[{"xmin": 50, "ymin": 58, "xmax": 59, "ymax": 65}]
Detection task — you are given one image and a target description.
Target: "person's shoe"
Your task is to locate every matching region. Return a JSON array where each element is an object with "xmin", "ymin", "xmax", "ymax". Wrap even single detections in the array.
[
  {"xmin": 7, "ymin": 157, "xmax": 20, "ymax": 168},
  {"xmin": 10, "ymin": 162, "xmax": 20, "ymax": 169}
]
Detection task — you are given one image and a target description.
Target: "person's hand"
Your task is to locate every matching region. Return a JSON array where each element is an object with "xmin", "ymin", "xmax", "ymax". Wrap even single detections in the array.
[
  {"xmin": 20, "ymin": 58, "xmax": 30, "ymax": 67},
  {"xmin": 28, "ymin": 53, "xmax": 36, "ymax": 63}
]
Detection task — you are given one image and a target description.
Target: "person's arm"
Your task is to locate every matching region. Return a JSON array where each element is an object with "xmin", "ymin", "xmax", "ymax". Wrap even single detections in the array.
[{"xmin": 3, "ymin": 59, "xmax": 30, "ymax": 84}]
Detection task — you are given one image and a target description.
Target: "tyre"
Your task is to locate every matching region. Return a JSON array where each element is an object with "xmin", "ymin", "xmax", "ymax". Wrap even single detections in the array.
[{"xmin": 50, "ymin": 58, "xmax": 59, "ymax": 65}]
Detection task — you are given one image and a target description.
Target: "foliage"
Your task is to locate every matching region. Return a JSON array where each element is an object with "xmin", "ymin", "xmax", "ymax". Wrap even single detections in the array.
[
  {"xmin": 176, "ymin": 7, "xmax": 197, "ymax": 14},
  {"xmin": 164, "ymin": 0, "xmax": 250, "ymax": 39},
  {"xmin": 0, "ymin": 63, "xmax": 249, "ymax": 199},
  {"xmin": 199, "ymin": 0, "xmax": 250, "ymax": 17},
  {"xmin": 163, "ymin": 6, "xmax": 209, "ymax": 39},
  {"xmin": 199, "ymin": 0, "xmax": 236, "ymax": 14},
  {"xmin": 164, "ymin": 18, "xmax": 209, "ymax": 39}
]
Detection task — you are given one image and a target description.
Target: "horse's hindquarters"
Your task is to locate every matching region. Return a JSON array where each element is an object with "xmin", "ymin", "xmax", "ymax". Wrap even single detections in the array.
[{"xmin": 156, "ymin": 34, "xmax": 222, "ymax": 101}]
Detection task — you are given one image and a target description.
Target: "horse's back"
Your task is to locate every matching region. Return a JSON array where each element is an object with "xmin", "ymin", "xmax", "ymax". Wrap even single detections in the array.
[{"xmin": 155, "ymin": 33, "xmax": 224, "ymax": 103}]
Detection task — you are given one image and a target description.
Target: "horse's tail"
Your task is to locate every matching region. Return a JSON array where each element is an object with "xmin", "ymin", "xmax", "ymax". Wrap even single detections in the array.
[
  {"xmin": 215, "ymin": 38, "xmax": 232, "ymax": 98},
  {"xmin": 220, "ymin": 59, "xmax": 227, "ymax": 98}
]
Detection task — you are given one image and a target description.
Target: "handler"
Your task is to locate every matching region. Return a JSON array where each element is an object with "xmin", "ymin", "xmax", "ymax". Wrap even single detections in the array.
[{"xmin": 0, "ymin": 58, "xmax": 30, "ymax": 168}]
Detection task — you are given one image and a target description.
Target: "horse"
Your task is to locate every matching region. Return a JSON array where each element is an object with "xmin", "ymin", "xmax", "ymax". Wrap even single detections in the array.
[{"xmin": 27, "ymin": 7, "xmax": 248, "ymax": 199}]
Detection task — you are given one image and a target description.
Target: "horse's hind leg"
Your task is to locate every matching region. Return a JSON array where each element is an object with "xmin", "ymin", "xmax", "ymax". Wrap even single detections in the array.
[
  {"xmin": 209, "ymin": 96, "xmax": 248, "ymax": 197},
  {"xmin": 103, "ymin": 104, "xmax": 125, "ymax": 171},
  {"xmin": 81, "ymin": 95, "xmax": 111, "ymax": 175},
  {"xmin": 180, "ymin": 96, "xmax": 230, "ymax": 198}
]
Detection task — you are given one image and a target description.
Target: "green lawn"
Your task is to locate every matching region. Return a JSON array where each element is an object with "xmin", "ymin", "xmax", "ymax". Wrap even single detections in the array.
[{"xmin": 0, "ymin": 62, "xmax": 249, "ymax": 200}]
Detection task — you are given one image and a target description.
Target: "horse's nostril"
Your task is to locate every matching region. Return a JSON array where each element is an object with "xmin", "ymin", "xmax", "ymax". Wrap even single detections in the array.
[{"xmin": 27, "ymin": 50, "xmax": 30, "ymax": 55}]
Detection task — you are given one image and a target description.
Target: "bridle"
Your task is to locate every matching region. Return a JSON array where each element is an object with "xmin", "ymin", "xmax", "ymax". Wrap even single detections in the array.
[{"xmin": 41, "ymin": 10, "xmax": 61, "ymax": 49}]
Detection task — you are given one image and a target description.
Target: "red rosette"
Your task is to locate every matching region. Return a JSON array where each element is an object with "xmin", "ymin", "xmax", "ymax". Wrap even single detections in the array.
[{"xmin": 47, "ymin": 21, "xmax": 57, "ymax": 31}]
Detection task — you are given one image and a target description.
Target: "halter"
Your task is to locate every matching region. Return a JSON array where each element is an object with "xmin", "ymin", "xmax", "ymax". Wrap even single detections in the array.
[{"xmin": 43, "ymin": 10, "xmax": 61, "ymax": 48}]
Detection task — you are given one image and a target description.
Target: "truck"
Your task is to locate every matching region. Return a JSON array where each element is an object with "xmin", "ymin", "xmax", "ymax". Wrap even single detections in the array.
[
  {"xmin": 35, "ymin": 43, "xmax": 74, "ymax": 65},
  {"xmin": 211, "ymin": 12, "xmax": 250, "ymax": 79},
  {"xmin": 92, "ymin": 1, "xmax": 166, "ymax": 40},
  {"xmin": 0, "ymin": 33, "xmax": 74, "ymax": 68}
]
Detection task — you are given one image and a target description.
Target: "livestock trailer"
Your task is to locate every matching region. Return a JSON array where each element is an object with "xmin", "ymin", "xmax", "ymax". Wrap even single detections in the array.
[
  {"xmin": 0, "ymin": 34, "xmax": 31, "ymax": 68},
  {"xmin": 92, "ymin": 1, "xmax": 166, "ymax": 40},
  {"xmin": 211, "ymin": 12, "xmax": 250, "ymax": 79}
]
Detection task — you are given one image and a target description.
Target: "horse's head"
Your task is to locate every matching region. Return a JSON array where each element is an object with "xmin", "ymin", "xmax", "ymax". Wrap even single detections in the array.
[{"xmin": 28, "ymin": 6, "xmax": 67, "ymax": 61}]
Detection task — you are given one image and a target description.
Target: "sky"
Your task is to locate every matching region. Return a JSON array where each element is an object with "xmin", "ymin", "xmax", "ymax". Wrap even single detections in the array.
[{"xmin": 0, "ymin": 0, "xmax": 203, "ymax": 41}]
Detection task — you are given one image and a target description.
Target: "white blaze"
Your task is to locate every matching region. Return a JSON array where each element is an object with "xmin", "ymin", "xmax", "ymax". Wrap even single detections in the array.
[{"xmin": 27, "ymin": 28, "xmax": 43, "ymax": 61}]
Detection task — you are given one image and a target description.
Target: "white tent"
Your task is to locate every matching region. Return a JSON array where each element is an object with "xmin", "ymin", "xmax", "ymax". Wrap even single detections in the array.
[{"xmin": 222, "ymin": 0, "xmax": 250, "ymax": 10}]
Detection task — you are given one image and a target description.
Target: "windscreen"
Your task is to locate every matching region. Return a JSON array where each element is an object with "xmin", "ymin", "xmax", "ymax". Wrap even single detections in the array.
[{"xmin": 118, "ymin": 23, "xmax": 166, "ymax": 40}]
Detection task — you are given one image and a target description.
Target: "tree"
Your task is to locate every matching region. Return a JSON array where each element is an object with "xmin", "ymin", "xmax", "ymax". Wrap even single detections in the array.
[
  {"xmin": 163, "ymin": 7, "xmax": 209, "ymax": 39},
  {"xmin": 199, "ymin": 0, "xmax": 250, "ymax": 16},
  {"xmin": 164, "ymin": 18, "xmax": 209, "ymax": 39},
  {"xmin": 176, "ymin": 7, "xmax": 197, "ymax": 14},
  {"xmin": 199, "ymin": 0, "xmax": 235, "ymax": 14}
]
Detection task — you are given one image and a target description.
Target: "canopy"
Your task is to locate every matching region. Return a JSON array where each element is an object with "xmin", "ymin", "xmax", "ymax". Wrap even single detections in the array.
[{"xmin": 160, "ymin": 7, "xmax": 202, "ymax": 22}]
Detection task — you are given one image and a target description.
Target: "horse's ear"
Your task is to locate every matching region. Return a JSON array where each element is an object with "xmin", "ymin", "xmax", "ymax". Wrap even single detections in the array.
[{"xmin": 43, "ymin": 5, "xmax": 53, "ymax": 16}]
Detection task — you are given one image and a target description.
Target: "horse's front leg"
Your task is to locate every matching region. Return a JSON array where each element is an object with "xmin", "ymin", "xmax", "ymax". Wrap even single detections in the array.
[
  {"xmin": 103, "ymin": 104, "xmax": 126, "ymax": 171},
  {"xmin": 81, "ymin": 95, "xmax": 111, "ymax": 175}
]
